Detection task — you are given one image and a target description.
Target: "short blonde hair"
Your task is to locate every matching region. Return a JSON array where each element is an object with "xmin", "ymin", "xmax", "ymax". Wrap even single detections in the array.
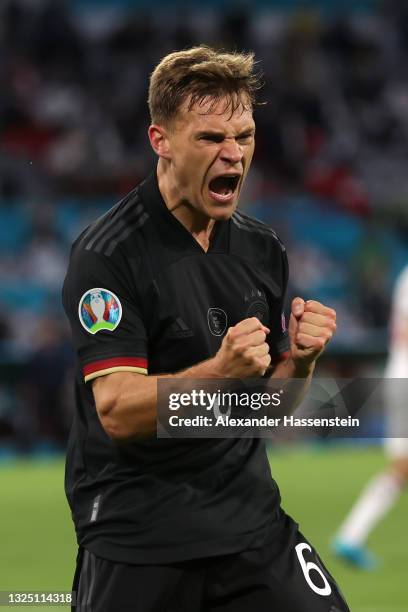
[{"xmin": 148, "ymin": 46, "xmax": 262, "ymax": 125}]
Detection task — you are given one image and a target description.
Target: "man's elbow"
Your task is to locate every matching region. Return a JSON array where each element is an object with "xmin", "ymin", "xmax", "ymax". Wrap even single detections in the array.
[
  {"xmin": 101, "ymin": 415, "xmax": 131, "ymax": 442},
  {"xmin": 96, "ymin": 396, "xmax": 154, "ymax": 441},
  {"xmin": 95, "ymin": 395, "xmax": 122, "ymax": 440}
]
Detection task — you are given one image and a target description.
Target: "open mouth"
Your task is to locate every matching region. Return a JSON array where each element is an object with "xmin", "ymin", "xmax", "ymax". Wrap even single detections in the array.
[{"xmin": 208, "ymin": 174, "xmax": 240, "ymax": 202}]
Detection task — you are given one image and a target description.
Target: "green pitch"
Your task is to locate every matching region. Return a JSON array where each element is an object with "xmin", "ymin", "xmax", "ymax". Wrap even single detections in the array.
[
  {"xmin": 0, "ymin": 446, "xmax": 406, "ymax": 611},
  {"xmin": 269, "ymin": 444, "xmax": 407, "ymax": 612}
]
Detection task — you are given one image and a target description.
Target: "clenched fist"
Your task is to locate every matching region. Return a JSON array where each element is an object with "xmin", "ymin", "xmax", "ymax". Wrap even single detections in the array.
[
  {"xmin": 214, "ymin": 317, "xmax": 271, "ymax": 378},
  {"xmin": 289, "ymin": 297, "xmax": 337, "ymax": 367}
]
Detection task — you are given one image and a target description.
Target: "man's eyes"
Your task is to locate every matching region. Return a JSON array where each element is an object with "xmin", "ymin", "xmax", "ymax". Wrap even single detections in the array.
[
  {"xmin": 199, "ymin": 134, "xmax": 253, "ymax": 143},
  {"xmin": 237, "ymin": 134, "xmax": 254, "ymax": 143},
  {"xmin": 200, "ymin": 135, "xmax": 224, "ymax": 143}
]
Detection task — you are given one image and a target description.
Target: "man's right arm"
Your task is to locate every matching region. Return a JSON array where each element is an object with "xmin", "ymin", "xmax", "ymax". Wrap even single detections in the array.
[{"xmin": 93, "ymin": 317, "xmax": 270, "ymax": 440}]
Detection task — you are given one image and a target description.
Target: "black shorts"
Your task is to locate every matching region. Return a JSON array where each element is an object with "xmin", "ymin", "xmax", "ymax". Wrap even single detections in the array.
[{"xmin": 72, "ymin": 509, "xmax": 349, "ymax": 612}]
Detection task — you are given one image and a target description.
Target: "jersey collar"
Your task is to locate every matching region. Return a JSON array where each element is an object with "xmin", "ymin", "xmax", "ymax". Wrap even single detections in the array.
[{"xmin": 140, "ymin": 171, "xmax": 230, "ymax": 255}]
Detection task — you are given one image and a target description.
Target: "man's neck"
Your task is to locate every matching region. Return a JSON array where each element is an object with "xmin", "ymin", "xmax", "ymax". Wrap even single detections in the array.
[{"xmin": 157, "ymin": 163, "xmax": 215, "ymax": 252}]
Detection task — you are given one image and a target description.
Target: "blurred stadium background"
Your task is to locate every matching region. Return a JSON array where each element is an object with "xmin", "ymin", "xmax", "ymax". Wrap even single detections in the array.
[{"xmin": 0, "ymin": 0, "xmax": 407, "ymax": 610}]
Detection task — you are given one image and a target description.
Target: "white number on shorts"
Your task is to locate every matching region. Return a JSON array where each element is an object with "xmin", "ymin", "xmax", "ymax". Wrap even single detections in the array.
[{"xmin": 295, "ymin": 542, "xmax": 332, "ymax": 596}]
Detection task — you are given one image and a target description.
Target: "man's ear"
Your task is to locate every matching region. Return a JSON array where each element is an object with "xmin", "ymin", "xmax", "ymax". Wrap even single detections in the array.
[{"xmin": 148, "ymin": 124, "xmax": 171, "ymax": 160}]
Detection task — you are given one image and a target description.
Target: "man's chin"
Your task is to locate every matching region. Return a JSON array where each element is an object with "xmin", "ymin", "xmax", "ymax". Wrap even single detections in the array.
[
  {"xmin": 208, "ymin": 206, "xmax": 236, "ymax": 222},
  {"xmin": 205, "ymin": 196, "xmax": 238, "ymax": 221}
]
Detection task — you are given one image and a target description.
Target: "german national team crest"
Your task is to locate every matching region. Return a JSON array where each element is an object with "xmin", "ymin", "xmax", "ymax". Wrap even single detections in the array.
[
  {"xmin": 207, "ymin": 308, "xmax": 227, "ymax": 336},
  {"xmin": 79, "ymin": 288, "xmax": 122, "ymax": 335},
  {"xmin": 245, "ymin": 288, "xmax": 269, "ymax": 324}
]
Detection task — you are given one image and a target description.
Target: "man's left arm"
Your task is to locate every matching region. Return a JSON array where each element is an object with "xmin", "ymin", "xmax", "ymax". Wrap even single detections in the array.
[{"xmin": 271, "ymin": 297, "xmax": 337, "ymax": 410}]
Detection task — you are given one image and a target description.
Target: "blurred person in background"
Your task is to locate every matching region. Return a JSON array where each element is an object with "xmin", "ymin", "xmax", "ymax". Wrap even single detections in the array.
[
  {"xmin": 333, "ymin": 264, "xmax": 408, "ymax": 569},
  {"xmin": 62, "ymin": 47, "xmax": 348, "ymax": 611},
  {"xmin": 18, "ymin": 316, "xmax": 73, "ymax": 451}
]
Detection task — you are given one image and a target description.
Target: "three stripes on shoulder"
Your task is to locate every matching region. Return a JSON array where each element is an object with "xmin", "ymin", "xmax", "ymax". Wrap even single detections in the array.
[
  {"xmin": 232, "ymin": 210, "xmax": 285, "ymax": 251},
  {"xmin": 82, "ymin": 188, "xmax": 149, "ymax": 257},
  {"xmin": 80, "ymin": 189, "xmax": 284, "ymax": 259}
]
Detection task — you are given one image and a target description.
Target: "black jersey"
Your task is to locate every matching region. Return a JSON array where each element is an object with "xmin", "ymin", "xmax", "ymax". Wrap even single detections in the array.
[{"xmin": 62, "ymin": 171, "xmax": 290, "ymax": 565}]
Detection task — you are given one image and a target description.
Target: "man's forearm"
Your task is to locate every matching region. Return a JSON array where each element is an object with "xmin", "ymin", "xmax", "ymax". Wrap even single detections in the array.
[
  {"xmin": 95, "ymin": 317, "xmax": 274, "ymax": 440},
  {"xmin": 271, "ymin": 356, "xmax": 315, "ymax": 414},
  {"xmin": 94, "ymin": 357, "xmax": 224, "ymax": 441}
]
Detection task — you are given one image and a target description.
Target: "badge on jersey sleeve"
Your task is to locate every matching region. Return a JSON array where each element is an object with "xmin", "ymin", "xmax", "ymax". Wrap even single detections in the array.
[{"xmin": 78, "ymin": 288, "xmax": 122, "ymax": 334}]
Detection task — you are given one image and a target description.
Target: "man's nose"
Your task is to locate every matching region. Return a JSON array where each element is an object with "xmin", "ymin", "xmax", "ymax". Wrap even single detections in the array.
[{"xmin": 220, "ymin": 139, "xmax": 243, "ymax": 164}]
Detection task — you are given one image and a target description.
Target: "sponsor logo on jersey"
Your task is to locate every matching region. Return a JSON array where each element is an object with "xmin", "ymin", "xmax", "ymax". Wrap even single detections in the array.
[
  {"xmin": 79, "ymin": 288, "xmax": 122, "ymax": 334},
  {"xmin": 207, "ymin": 308, "xmax": 227, "ymax": 336}
]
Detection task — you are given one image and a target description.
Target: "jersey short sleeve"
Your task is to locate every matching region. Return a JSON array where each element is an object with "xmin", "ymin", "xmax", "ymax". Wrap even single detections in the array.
[
  {"xmin": 62, "ymin": 247, "xmax": 148, "ymax": 383},
  {"xmin": 267, "ymin": 246, "xmax": 291, "ymax": 361}
]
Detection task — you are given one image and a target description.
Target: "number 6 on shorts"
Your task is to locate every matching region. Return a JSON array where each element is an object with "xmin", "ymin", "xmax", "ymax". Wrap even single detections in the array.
[{"xmin": 295, "ymin": 542, "xmax": 332, "ymax": 596}]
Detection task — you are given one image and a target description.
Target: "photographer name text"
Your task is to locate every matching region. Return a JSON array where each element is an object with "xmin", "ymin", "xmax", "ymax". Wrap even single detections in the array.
[{"xmin": 168, "ymin": 415, "xmax": 360, "ymax": 428}]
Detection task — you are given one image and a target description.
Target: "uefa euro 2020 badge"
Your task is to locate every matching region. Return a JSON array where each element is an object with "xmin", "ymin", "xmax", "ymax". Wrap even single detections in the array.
[{"xmin": 78, "ymin": 288, "xmax": 122, "ymax": 334}]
